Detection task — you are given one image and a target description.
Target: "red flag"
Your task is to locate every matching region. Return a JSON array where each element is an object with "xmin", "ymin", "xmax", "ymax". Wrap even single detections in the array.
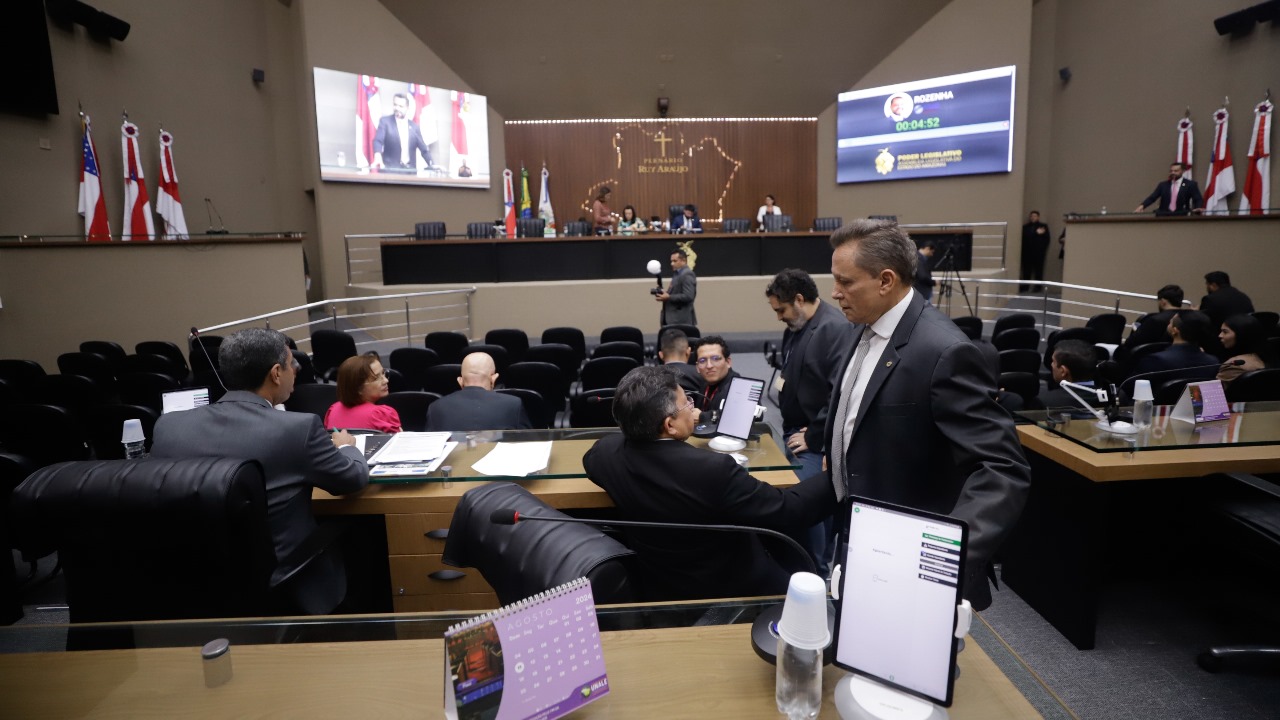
[
  {"xmin": 503, "ymin": 168, "xmax": 516, "ymax": 238},
  {"xmin": 121, "ymin": 119, "xmax": 155, "ymax": 241},
  {"xmin": 156, "ymin": 129, "xmax": 189, "ymax": 238},
  {"xmin": 1202, "ymin": 107, "xmax": 1235, "ymax": 214},
  {"xmin": 356, "ymin": 75, "xmax": 379, "ymax": 172},
  {"xmin": 1239, "ymin": 98, "xmax": 1273, "ymax": 216},
  {"xmin": 452, "ymin": 91, "xmax": 470, "ymax": 156},
  {"xmin": 78, "ymin": 113, "xmax": 111, "ymax": 241}
]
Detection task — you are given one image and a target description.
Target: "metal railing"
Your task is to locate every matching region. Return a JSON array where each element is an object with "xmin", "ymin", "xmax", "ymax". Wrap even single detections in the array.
[
  {"xmin": 345, "ymin": 233, "xmax": 413, "ymax": 285},
  {"xmin": 933, "ymin": 278, "xmax": 1178, "ymax": 339},
  {"xmin": 902, "ymin": 221, "xmax": 1008, "ymax": 272},
  {"xmin": 197, "ymin": 288, "xmax": 475, "ymax": 351}
]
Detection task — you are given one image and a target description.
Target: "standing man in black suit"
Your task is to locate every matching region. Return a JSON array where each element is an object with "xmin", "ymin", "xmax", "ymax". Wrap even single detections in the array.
[
  {"xmin": 1019, "ymin": 211, "xmax": 1050, "ymax": 292},
  {"xmin": 656, "ymin": 248, "xmax": 697, "ymax": 327},
  {"xmin": 425, "ymin": 352, "xmax": 531, "ymax": 431},
  {"xmin": 583, "ymin": 366, "xmax": 835, "ymax": 600},
  {"xmin": 824, "ymin": 219, "xmax": 1030, "ymax": 610},
  {"xmin": 373, "ymin": 93, "xmax": 433, "ymax": 172},
  {"xmin": 1134, "ymin": 161, "xmax": 1202, "ymax": 216},
  {"xmin": 1198, "ymin": 271, "xmax": 1254, "ymax": 357}
]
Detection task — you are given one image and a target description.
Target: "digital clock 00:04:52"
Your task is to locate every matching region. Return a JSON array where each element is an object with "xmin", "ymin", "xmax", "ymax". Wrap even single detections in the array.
[{"xmin": 895, "ymin": 117, "xmax": 941, "ymax": 132}]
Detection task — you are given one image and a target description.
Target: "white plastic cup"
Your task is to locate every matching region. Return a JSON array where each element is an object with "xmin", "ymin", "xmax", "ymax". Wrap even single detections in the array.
[
  {"xmin": 121, "ymin": 419, "xmax": 145, "ymax": 445},
  {"xmin": 1132, "ymin": 379, "xmax": 1153, "ymax": 402},
  {"xmin": 777, "ymin": 572, "xmax": 831, "ymax": 650}
]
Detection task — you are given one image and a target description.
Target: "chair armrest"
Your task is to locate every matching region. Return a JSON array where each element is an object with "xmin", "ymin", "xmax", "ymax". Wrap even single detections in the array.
[{"xmin": 1216, "ymin": 473, "xmax": 1280, "ymax": 501}]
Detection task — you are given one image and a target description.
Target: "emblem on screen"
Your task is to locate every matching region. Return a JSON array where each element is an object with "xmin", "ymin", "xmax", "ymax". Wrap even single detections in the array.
[{"xmin": 875, "ymin": 149, "xmax": 895, "ymax": 176}]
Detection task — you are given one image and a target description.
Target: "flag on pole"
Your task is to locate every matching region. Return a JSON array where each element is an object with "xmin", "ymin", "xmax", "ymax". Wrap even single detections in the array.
[
  {"xmin": 156, "ymin": 129, "xmax": 189, "ymax": 239},
  {"xmin": 1239, "ymin": 97, "xmax": 1273, "ymax": 216},
  {"xmin": 1176, "ymin": 115, "xmax": 1194, "ymax": 179},
  {"xmin": 519, "ymin": 166, "xmax": 532, "ymax": 218},
  {"xmin": 451, "ymin": 91, "xmax": 470, "ymax": 156},
  {"xmin": 537, "ymin": 164, "xmax": 556, "ymax": 236},
  {"xmin": 356, "ymin": 75, "xmax": 380, "ymax": 172},
  {"xmin": 503, "ymin": 168, "xmax": 516, "ymax": 238},
  {"xmin": 121, "ymin": 118, "xmax": 155, "ymax": 241},
  {"xmin": 1202, "ymin": 106, "xmax": 1235, "ymax": 214},
  {"xmin": 78, "ymin": 113, "xmax": 111, "ymax": 242}
]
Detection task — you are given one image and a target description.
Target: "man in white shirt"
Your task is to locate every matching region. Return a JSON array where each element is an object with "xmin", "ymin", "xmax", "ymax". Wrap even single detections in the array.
[{"xmin": 823, "ymin": 218, "xmax": 1030, "ymax": 609}]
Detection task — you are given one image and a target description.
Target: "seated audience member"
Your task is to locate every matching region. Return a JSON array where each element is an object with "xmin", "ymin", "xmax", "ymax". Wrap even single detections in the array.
[
  {"xmin": 1132, "ymin": 311, "xmax": 1219, "ymax": 376},
  {"xmin": 694, "ymin": 334, "xmax": 738, "ymax": 413},
  {"xmin": 1117, "ymin": 284, "xmax": 1182, "ymax": 359},
  {"xmin": 671, "ymin": 204, "xmax": 702, "ymax": 233},
  {"xmin": 425, "ymin": 352, "xmax": 531, "ymax": 432},
  {"xmin": 1032, "ymin": 339, "xmax": 1103, "ymax": 409},
  {"xmin": 616, "ymin": 205, "xmax": 647, "ymax": 235},
  {"xmin": 324, "ymin": 352, "xmax": 401, "ymax": 433},
  {"xmin": 151, "ymin": 328, "xmax": 368, "ymax": 614},
  {"xmin": 1217, "ymin": 314, "xmax": 1266, "ymax": 387},
  {"xmin": 657, "ymin": 328, "xmax": 702, "ymax": 396},
  {"xmin": 583, "ymin": 366, "xmax": 836, "ymax": 600},
  {"xmin": 1198, "ymin": 271, "xmax": 1254, "ymax": 330}
]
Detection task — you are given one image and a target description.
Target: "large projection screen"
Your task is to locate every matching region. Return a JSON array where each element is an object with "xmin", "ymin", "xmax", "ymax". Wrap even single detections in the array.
[
  {"xmin": 313, "ymin": 67, "xmax": 490, "ymax": 188},
  {"xmin": 836, "ymin": 66, "xmax": 1015, "ymax": 184}
]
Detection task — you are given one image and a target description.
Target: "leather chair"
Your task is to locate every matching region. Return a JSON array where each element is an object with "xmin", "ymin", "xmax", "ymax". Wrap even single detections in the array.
[
  {"xmin": 541, "ymin": 327, "xmax": 587, "ymax": 368},
  {"xmin": 516, "ymin": 218, "xmax": 545, "ymax": 238},
  {"xmin": 579, "ymin": 357, "xmax": 639, "ymax": 394},
  {"xmin": 1086, "ymin": 313, "xmax": 1127, "ymax": 345},
  {"xmin": 1042, "ymin": 327, "xmax": 1099, "ymax": 370},
  {"xmin": 502, "ymin": 362, "xmax": 569, "ymax": 423},
  {"xmin": 951, "ymin": 316, "xmax": 984, "ymax": 340},
  {"xmin": 993, "ymin": 313, "xmax": 1037, "ymax": 337},
  {"xmin": 600, "ymin": 325, "xmax": 644, "ymax": 347},
  {"xmin": 485, "ymin": 329, "xmax": 530, "ymax": 364},
  {"xmin": 390, "ymin": 347, "xmax": 442, "ymax": 391},
  {"xmin": 385, "ymin": 367, "xmax": 410, "ymax": 394},
  {"xmin": 136, "ymin": 340, "xmax": 190, "ymax": 376},
  {"xmin": 413, "ymin": 221, "xmax": 446, "ymax": 239},
  {"xmin": 79, "ymin": 341, "xmax": 126, "ymax": 371},
  {"xmin": 0, "ymin": 405, "xmax": 89, "ymax": 468},
  {"xmin": 283, "ymin": 383, "xmax": 337, "ymax": 419},
  {"xmin": 0, "ymin": 360, "xmax": 47, "ymax": 403},
  {"xmin": 999, "ymin": 349, "xmax": 1042, "ymax": 375},
  {"xmin": 591, "ymin": 341, "xmax": 644, "ymax": 365},
  {"xmin": 1251, "ymin": 311, "xmax": 1279, "ymax": 330},
  {"xmin": 763, "ymin": 214, "xmax": 793, "ymax": 232},
  {"xmin": 425, "ymin": 331, "xmax": 471, "ymax": 364},
  {"xmin": 117, "ymin": 353, "xmax": 185, "ymax": 383},
  {"xmin": 423, "ymin": 364, "xmax": 463, "ymax": 396},
  {"xmin": 466, "ymin": 222, "xmax": 496, "ymax": 239},
  {"xmin": 57, "ymin": 352, "xmax": 117, "ymax": 391},
  {"xmin": 812, "ymin": 217, "xmax": 843, "ymax": 232},
  {"xmin": 998, "ymin": 371, "xmax": 1041, "ymax": 405},
  {"xmin": 310, "ymin": 329, "xmax": 358, "ymax": 381},
  {"xmin": 82, "ymin": 404, "xmax": 158, "ymax": 460},
  {"xmin": 188, "ymin": 335, "xmax": 223, "ymax": 374},
  {"xmin": 659, "ymin": 323, "xmax": 701, "ymax": 340},
  {"xmin": 442, "ymin": 482, "xmax": 637, "ymax": 606},
  {"xmin": 722, "ymin": 218, "xmax": 751, "ymax": 233},
  {"xmin": 1226, "ymin": 369, "xmax": 1280, "ymax": 403},
  {"xmin": 291, "ymin": 350, "xmax": 317, "ymax": 385},
  {"xmin": 496, "ymin": 388, "xmax": 553, "ymax": 430},
  {"xmin": 992, "ymin": 327, "xmax": 1041, "ymax": 352},
  {"xmin": 377, "ymin": 391, "xmax": 440, "ymax": 432},
  {"xmin": 1121, "ymin": 341, "xmax": 1171, "ymax": 378},
  {"xmin": 117, "ymin": 371, "xmax": 180, "ymax": 413},
  {"xmin": 525, "ymin": 343, "xmax": 580, "ymax": 383},
  {"xmin": 8, "ymin": 457, "xmax": 282, "ymax": 623},
  {"xmin": 563, "ymin": 221, "xmax": 591, "ymax": 237},
  {"xmin": 569, "ymin": 389, "xmax": 618, "ymax": 428}
]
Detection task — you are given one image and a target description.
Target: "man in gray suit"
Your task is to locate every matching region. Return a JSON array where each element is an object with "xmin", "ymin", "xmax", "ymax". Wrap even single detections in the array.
[
  {"xmin": 656, "ymin": 248, "xmax": 697, "ymax": 327},
  {"xmin": 824, "ymin": 219, "xmax": 1030, "ymax": 610},
  {"xmin": 152, "ymin": 328, "xmax": 368, "ymax": 614}
]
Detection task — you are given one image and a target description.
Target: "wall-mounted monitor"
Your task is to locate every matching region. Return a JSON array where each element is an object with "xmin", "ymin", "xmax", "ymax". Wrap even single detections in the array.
[
  {"xmin": 312, "ymin": 67, "xmax": 489, "ymax": 188},
  {"xmin": 836, "ymin": 66, "xmax": 1015, "ymax": 184}
]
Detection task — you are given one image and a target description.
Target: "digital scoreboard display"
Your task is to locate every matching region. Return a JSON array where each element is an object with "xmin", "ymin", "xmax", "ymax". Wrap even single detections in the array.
[{"xmin": 836, "ymin": 66, "xmax": 1015, "ymax": 184}]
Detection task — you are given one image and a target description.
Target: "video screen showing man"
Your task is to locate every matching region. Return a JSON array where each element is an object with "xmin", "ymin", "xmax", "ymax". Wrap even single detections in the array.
[
  {"xmin": 373, "ymin": 93, "xmax": 433, "ymax": 172},
  {"xmin": 583, "ymin": 366, "xmax": 836, "ymax": 600}
]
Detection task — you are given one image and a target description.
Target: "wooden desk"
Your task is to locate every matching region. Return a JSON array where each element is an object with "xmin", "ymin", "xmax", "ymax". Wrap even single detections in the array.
[
  {"xmin": 1005, "ymin": 423, "xmax": 1280, "ymax": 649},
  {"xmin": 0, "ymin": 623, "xmax": 1046, "ymax": 719}
]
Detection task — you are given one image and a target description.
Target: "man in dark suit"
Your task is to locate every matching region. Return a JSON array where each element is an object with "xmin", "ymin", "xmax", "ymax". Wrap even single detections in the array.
[
  {"xmin": 373, "ymin": 93, "xmax": 433, "ymax": 172},
  {"xmin": 583, "ymin": 366, "xmax": 835, "ymax": 600},
  {"xmin": 914, "ymin": 239, "xmax": 937, "ymax": 301},
  {"xmin": 425, "ymin": 352, "xmax": 531, "ymax": 432},
  {"xmin": 1031, "ymin": 339, "xmax": 1104, "ymax": 410},
  {"xmin": 152, "ymin": 328, "xmax": 368, "ymax": 614},
  {"xmin": 670, "ymin": 204, "xmax": 702, "ymax": 233},
  {"xmin": 824, "ymin": 219, "xmax": 1030, "ymax": 610},
  {"xmin": 1132, "ymin": 310, "xmax": 1219, "ymax": 376},
  {"xmin": 657, "ymin": 328, "xmax": 702, "ymax": 396},
  {"xmin": 1117, "ymin": 284, "xmax": 1183, "ymax": 365},
  {"xmin": 1198, "ymin": 271, "xmax": 1254, "ymax": 331},
  {"xmin": 656, "ymin": 248, "xmax": 697, "ymax": 327},
  {"xmin": 1134, "ymin": 162, "xmax": 1202, "ymax": 216},
  {"xmin": 694, "ymin": 335, "xmax": 738, "ymax": 414},
  {"xmin": 1019, "ymin": 211, "xmax": 1050, "ymax": 292}
]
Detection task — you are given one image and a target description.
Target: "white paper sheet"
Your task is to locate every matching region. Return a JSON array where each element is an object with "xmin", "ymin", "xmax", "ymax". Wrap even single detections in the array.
[
  {"xmin": 368, "ymin": 431, "xmax": 452, "ymax": 464},
  {"xmin": 369, "ymin": 442, "xmax": 459, "ymax": 477},
  {"xmin": 471, "ymin": 441, "xmax": 553, "ymax": 477}
]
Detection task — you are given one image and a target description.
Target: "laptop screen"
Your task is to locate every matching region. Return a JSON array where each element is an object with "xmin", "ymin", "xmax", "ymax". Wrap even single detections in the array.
[
  {"xmin": 715, "ymin": 376, "xmax": 764, "ymax": 440},
  {"xmin": 161, "ymin": 387, "xmax": 210, "ymax": 414}
]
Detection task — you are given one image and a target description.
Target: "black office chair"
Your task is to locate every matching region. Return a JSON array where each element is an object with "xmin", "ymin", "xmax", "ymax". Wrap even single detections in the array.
[
  {"xmin": 951, "ymin": 316, "xmax": 984, "ymax": 341},
  {"xmin": 485, "ymin": 329, "xmax": 530, "ymax": 364},
  {"xmin": 189, "ymin": 335, "xmax": 223, "ymax": 374},
  {"xmin": 579, "ymin": 357, "xmax": 638, "ymax": 393},
  {"xmin": 117, "ymin": 372, "xmax": 181, "ymax": 414},
  {"xmin": 1120, "ymin": 342, "xmax": 1172, "ymax": 377},
  {"xmin": 502, "ymin": 362, "xmax": 569, "ymax": 423},
  {"xmin": 467, "ymin": 222, "xmax": 496, "ymax": 239},
  {"xmin": 425, "ymin": 331, "xmax": 471, "ymax": 364},
  {"xmin": 384, "ymin": 367, "xmax": 411, "ymax": 394},
  {"xmin": 136, "ymin": 340, "xmax": 190, "ymax": 376},
  {"xmin": 992, "ymin": 327, "xmax": 1041, "ymax": 352},
  {"xmin": 1251, "ymin": 311, "xmax": 1279, "ymax": 330},
  {"xmin": 1042, "ymin": 327, "xmax": 1099, "ymax": 370},
  {"xmin": 461, "ymin": 344, "xmax": 511, "ymax": 374},
  {"xmin": 541, "ymin": 327, "xmax": 587, "ymax": 368},
  {"xmin": 310, "ymin": 329, "xmax": 358, "ymax": 382},
  {"xmin": 423, "ymin": 364, "xmax": 463, "ymax": 395},
  {"xmin": 0, "ymin": 452, "xmax": 36, "ymax": 624},
  {"xmin": 570, "ymin": 388, "xmax": 618, "ymax": 428},
  {"xmin": 660, "ymin": 323, "xmax": 701, "ymax": 340},
  {"xmin": 291, "ymin": 350, "xmax": 318, "ymax": 385},
  {"xmin": 516, "ymin": 218, "xmax": 545, "ymax": 238},
  {"xmin": 496, "ymin": 388, "xmax": 553, "ymax": 430},
  {"xmin": 38, "ymin": 374, "xmax": 110, "ymax": 416},
  {"xmin": 377, "ymin": 391, "xmax": 441, "ymax": 432},
  {"xmin": 79, "ymin": 341, "xmax": 126, "ymax": 371},
  {"xmin": 9, "ymin": 457, "xmax": 287, "ymax": 623},
  {"xmin": 722, "ymin": 218, "xmax": 751, "ymax": 233},
  {"xmin": 591, "ymin": 341, "xmax": 644, "ymax": 365},
  {"xmin": 1226, "ymin": 369, "xmax": 1280, "ymax": 403},
  {"xmin": 763, "ymin": 214, "xmax": 793, "ymax": 232},
  {"xmin": 525, "ymin": 343, "xmax": 580, "ymax": 383},
  {"xmin": 1119, "ymin": 364, "xmax": 1217, "ymax": 399},
  {"xmin": 82, "ymin": 404, "xmax": 159, "ymax": 460},
  {"xmin": 600, "ymin": 326, "xmax": 645, "ymax": 347},
  {"xmin": 390, "ymin": 348, "xmax": 441, "ymax": 392},
  {"xmin": 0, "ymin": 360, "xmax": 47, "ymax": 402},
  {"xmin": 413, "ymin": 221, "xmax": 447, "ymax": 240},
  {"xmin": 563, "ymin": 221, "xmax": 591, "ymax": 237},
  {"xmin": 442, "ymin": 482, "xmax": 637, "ymax": 606},
  {"xmin": 999, "ymin": 349, "xmax": 1042, "ymax": 375},
  {"xmin": 992, "ymin": 313, "xmax": 1037, "ymax": 337},
  {"xmin": 283, "ymin": 383, "xmax": 337, "ymax": 420},
  {"xmin": 998, "ymin": 372, "xmax": 1041, "ymax": 406},
  {"xmin": 812, "ymin": 217, "xmax": 843, "ymax": 232},
  {"xmin": 57, "ymin": 352, "xmax": 117, "ymax": 391},
  {"xmin": 0, "ymin": 405, "xmax": 89, "ymax": 468},
  {"xmin": 117, "ymin": 353, "xmax": 185, "ymax": 383},
  {"xmin": 1086, "ymin": 313, "xmax": 1128, "ymax": 345}
]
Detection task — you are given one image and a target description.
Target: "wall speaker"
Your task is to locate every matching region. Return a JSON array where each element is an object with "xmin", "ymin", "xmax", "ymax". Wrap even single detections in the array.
[
  {"xmin": 46, "ymin": 0, "xmax": 129, "ymax": 41},
  {"xmin": 657, "ymin": 97, "xmax": 669, "ymax": 118},
  {"xmin": 1214, "ymin": 1, "xmax": 1279, "ymax": 35},
  {"xmin": 252, "ymin": 68, "xmax": 265, "ymax": 84},
  {"xmin": 1058, "ymin": 67, "xmax": 1072, "ymax": 84}
]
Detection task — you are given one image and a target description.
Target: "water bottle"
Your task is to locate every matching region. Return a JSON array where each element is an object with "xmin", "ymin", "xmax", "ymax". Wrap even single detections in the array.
[
  {"xmin": 1132, "ymin": 379, "xmax": 1154, "ymax": 429},
  {"xmin": 1100, "ymin": 206, "xmax": 1108, "ymax": 215},
  {"xmin": 775, "ymin": 572, "xmax": 829, "ymax": 720},
  {"xmin": 121, "ymin": 418, "xmax": 146, "ymax": 459}
]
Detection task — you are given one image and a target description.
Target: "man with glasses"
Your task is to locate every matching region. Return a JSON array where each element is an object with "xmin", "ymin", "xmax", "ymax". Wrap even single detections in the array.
[
  {"xmin": 584, "ymin": 366, "xmax": 836, "ymax": 600},
  {"xmin": 694, "ymin": 335, "xmax": 737, "ymax": 414},
  {"xmin": 152, "ymin": 328, "xmax": 368, "ymax": 614}
]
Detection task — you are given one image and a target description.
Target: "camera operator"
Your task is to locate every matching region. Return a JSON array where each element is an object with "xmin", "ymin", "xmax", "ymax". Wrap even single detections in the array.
[{"xmin": 656, "ymin": 248, "xmax": 697, "ymax": 328}]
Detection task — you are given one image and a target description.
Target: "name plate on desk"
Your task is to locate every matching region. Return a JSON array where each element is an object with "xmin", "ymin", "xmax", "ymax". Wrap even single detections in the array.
[
  {"xmin": 444, "ymin": 577, "xmax": 609, "ymax": 720},
  {"xmin": 1171, "ymin": 380, "xmax": 1230, "ymax": 424}
]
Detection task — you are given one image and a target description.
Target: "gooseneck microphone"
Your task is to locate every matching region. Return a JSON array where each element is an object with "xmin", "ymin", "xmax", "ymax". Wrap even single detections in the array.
[
  {"xmin": 204, "ymin": 197, "xmax": 229, "ymax": 235},
  {"xmin": 190, "ymin": 326, "xmax": 228, "ymax": 392},
  {"xmin": 490, "ymin": 509, "xmax": 818, "ymax": 577}
]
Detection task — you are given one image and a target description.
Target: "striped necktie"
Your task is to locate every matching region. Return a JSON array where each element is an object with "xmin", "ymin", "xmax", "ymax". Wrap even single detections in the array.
[{"xmin": 828, "ymin": 332, "xmax": 873, "ymax": 501}]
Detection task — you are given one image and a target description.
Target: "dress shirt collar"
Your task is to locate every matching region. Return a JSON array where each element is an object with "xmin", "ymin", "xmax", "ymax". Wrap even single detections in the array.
[{"xmin": 867, "ymin": 289, "xmax": 915, "ymax": 342}]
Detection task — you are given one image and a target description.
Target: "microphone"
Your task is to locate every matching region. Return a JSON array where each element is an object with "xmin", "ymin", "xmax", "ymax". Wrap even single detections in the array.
[
  {"xmin": 204, "ymin": 197, "xmax": 229, "ymax": 234},
  {"xmin": 489, "ymin": 508, "xmax": 817, "ymax": 576},
  {"xmin": 189, "ymin": 326, "xmax": 228, "ymax": 392}
]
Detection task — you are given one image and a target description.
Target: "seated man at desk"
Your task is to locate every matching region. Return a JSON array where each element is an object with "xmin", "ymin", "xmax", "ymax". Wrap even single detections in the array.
[
  {"xmin": 1032, "ymin": 339, "xmax": 1104, "ymax": 409},
  {"xmin": 694, "ymin": 334, "xmax": 738, "ymax": 414},
  {"xmin": 426, "ymin": 352, "xmax": 532, "ymax": 432},
  {"xmin": 583, "ymin": 366, "xmax": 836, "ymax": 601},
  {"xmin": 1131, "ymin": 310, "xmax": 1219, "ymax": 376},
  {"xmin": 151, "ymin": 328, "xmax": 368, "ymax": 614},
  {"xmin": 657, "ymin": 328, "xmax": 702, "ymax": 396}
]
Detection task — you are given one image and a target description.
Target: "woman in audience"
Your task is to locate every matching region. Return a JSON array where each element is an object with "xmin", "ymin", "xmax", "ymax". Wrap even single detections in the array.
[
  {"xmin": 592, "ymin": 186, "xmax": 614, "ymax": 235},
  {"xmin": 325, "ymin": 352, "xmax": 401, "ymax": 432},
  {"xmin": 1216, "ymin": 314, "xmax": 1266, "ymax": 387},
  {"xmin": 616, "ymin": 205, "xmax": 647, "ymax": 235}
]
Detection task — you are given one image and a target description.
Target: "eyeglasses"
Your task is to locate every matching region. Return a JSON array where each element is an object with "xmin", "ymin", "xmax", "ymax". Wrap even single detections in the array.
[
  {"xmin": 670, "ymin": 398, "xmax": 695, "ymax": 417},
  {"xmin": 695, "ymin": 355, "xmax": 725, "ymax": 365}
]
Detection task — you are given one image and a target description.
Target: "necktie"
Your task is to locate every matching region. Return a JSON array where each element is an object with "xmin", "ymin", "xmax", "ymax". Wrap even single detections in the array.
[
  {"xmin": 829, "ymin": 332, "xmax": 873, "ymax": 501},
  {"xmin": 1169, "ymin": 181, "xmax": 1179, "ymax": 212}
]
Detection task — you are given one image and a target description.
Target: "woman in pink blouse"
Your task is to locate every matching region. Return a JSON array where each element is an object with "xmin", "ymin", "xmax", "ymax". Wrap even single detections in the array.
[{"xmin": 324, "ymin": 352, "xmax": 402, "ymax": 432}]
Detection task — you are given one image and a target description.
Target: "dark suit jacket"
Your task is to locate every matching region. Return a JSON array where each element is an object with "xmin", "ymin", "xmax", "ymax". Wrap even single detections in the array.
[
  {"xmin": 823, "ymin": 292, "xmax": 1031, "ymax": 609},
  {"xmin": 664, "ymin": 361, "xmax": 703, "ymax": 396},
  {"xmin": 1118, "ymin": 310, "xmax": 1176, "ymax": 358},
  {"xmin": 697, "ymin": 367, "xmax": 739, "ymax": 412},
  {"xmin": 373, "ymin": 115, "xmax": 432, "ymax": 169},
  {"xmin": 151, "ymin": 391, "xmax": 369, "ymax": 613},
  {"xmin": 1132, "ymin": 343, "xmax": 1220, "ymax": 376},
  {"xmin": 1139, "ymin": 178, "xmax": 1202, "ymax": 215},
  {"xmin": 583, "ymin": 434, "xmax": 835, "ymax": 600},
  {"xmin": 1030, "ymin": 381, "xmax": 1106, "ymax": 411},
  {"xmin": 670, "ymin": 214, "xmax": 702, "ymax": 232},
  {"xmin": 425, "ymin": 385, "xmax": 531, "ymax": 432},
  {"xmin": 779, "ymin": 300, "xmax": 857, "ymax": 451},
  {"xmin": 661, "ymin": 267, "xmax": 697, "ymax": 327},
  {"xmin": 1199, "ymin": 286, "xmax": 1255, "ymax": 329}
]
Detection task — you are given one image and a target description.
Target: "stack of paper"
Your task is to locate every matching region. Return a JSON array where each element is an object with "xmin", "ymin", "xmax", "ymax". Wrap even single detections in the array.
[
  {"xmin": 471, "ymin": 441, "xmax": 553, "ymax": 477},
  {"xmin": 368, "ymin": 432, "xmax": 452, "ymax": 464}
]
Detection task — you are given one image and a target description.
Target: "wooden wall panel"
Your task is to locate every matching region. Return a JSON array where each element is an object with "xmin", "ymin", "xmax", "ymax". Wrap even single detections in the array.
[{"xmin": 504, "ymin": 120, "xmax": 817, "ymax": 231}]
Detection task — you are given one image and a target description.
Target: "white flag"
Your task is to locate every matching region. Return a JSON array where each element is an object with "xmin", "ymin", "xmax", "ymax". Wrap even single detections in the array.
[
  {"xmin": 121, "ymin": 119, "xmax": 155, "ymax": 241},
  {"xmin": 538, "ymin": 165, "xmax": 556, "ymax": 235},
  {"xmin": 156, "ymin": 129, "xmax": 189, "ymax": 238}
]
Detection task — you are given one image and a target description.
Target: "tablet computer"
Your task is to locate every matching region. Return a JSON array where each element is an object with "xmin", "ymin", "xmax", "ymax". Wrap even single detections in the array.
[
  {"xmin": 832, "ymin": 495, "xmax": 968, "ymax": 707},
  {"xmin": 713, "ymin": 375, "xmax": 765, "ymax": 441},
  {"xmin": 161, "ymin": 387, "xmax": 211, "ymax": 414}
]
